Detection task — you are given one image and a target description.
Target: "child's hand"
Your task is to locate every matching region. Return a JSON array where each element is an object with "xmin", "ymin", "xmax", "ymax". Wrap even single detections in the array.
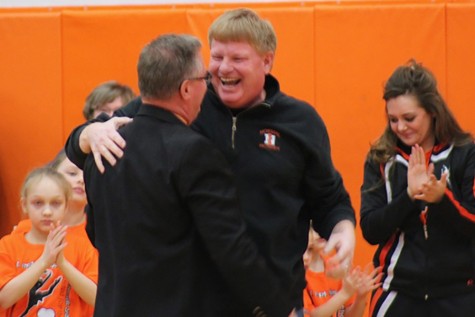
[
  {"xmin": 341, "ymin": 269, "xmax": 358, "ymax": 297},
  {"xmin": 41, "ymin": 222, "xmax": 68, "ymax": 268},
  {"xmin": 353, "ymin": 263, "xmax": 383, "ymax": 297}
]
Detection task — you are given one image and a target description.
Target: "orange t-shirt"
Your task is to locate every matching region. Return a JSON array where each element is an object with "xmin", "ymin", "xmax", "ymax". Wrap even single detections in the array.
[
  {"xmin": 303, "ymin": 270, "xmax": 355, "ymax": 317},
  {"xmin": 13, "ymin": 219, "xmax": 89, "ymax": 240},
  {"xmin": 0, "ymin": 231, "xmax": 98, "ymax": 317}
]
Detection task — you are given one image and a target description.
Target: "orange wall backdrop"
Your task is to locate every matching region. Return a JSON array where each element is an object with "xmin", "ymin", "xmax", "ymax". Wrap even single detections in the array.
[{"xmin": 1, "ymin": 1, "xmax": 475, "ymax": 272}]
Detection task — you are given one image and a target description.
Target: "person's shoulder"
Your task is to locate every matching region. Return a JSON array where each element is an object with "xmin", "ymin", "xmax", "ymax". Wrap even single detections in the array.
[
  {"xmin": 264, "ymin": 74, "xmax": 321, "ymax": 116},
  {"xmin": 65, "ymin": 227, "xmax": 92, "ymax": 245},
  {"xmin": 64, "ymin": 229, "xmax": 97, "ymax": 255},
  {"xmin": 0, "ymin": 231, "xmax": 26, "ymax": 251},
  {"xmin": 135, "ymin": 120, "xmax": 210, "ymax": 158},
  {"xmin": 447, "ymin": 141, "xmax": 475, "ymax": 159},
  {"xmin": 11, "ymin": 219, "xmax": 32, "ymax": 234},
  {"xmin": 276, "ymin": 91, "xmax": 312, "ymax": 107},
  {"xmin": 114, "ymin": 96, "xmax": 142, "ymax": 117},
  {"xmin": 456, "ymin": 140, "xmax": 475, "ymax": 151},
  {"xmin": 167, "ymin": 126, "xmax": 227, "ymax": 164},
  {"xmin": 175, "ymin": 127, "xmax": 218, "ymax": 151},
  {"xmin": 271, "ymin": 93, "xmax": 328, "ymax": 138},
  {"xmin": 67, "ymin": 222, "xmax": 88, "ymax": 238},
  {"xmin": 0, "ymin": 232, "xmax": 12, "ymax": 245},
  {"xmin": 274, "ymin": 92, "xmax": 324, "ymax": 121},
  {"xmin": 273, "ymin": 89, "xmax": 310, "ymax": 107}
]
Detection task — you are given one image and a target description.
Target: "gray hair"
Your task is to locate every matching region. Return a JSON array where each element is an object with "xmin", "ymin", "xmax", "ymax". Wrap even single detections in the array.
[{"xmin": 137, "ymin": 34, "xmax": 202, "ymax": 100}]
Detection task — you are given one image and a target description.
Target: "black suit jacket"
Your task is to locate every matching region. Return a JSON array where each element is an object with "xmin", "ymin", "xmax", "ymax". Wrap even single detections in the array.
[{"xmin": 83, "ymin": 104, "xmax": 291, "ymax": 316}]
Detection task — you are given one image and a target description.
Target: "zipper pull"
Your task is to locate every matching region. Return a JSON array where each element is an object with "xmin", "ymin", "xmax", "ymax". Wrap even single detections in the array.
[
  {"xmin": 423, "ymin": 224, "xmax": 428, "ymax": 240},
  {"xmin": 420, "ymin": 206, "xmax": 429, "ymax": 240},
  {"xmin": 231, "ymin": 116, "xmax": 237, "ymax": 149}
]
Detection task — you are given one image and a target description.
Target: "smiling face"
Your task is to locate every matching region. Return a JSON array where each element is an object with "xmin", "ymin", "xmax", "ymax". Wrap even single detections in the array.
[
  {"xmin": 209, "ymin": 40, "xmax": 273, "ymax": 109},
  {"xmin": 386, "ymin": 94, "xmax": 435, "ymax": 151}
]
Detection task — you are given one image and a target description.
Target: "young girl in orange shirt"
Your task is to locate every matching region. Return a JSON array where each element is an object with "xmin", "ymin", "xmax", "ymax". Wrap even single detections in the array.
[{"xmin": 0, "ymin": 167, "xmax": 97, "ymax": 316}]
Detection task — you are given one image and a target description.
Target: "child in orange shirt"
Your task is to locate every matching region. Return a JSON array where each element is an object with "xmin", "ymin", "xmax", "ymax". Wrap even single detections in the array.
[
  {"xmin": 14, "ymin": 149, "xmax": 88, "ymax": 238},
  {"xmin": 303, "ymin": 226, "xmax": 381, "ymax": 317},
  {"xmin": 0, "ymin": 167, "xmax": 98, "ymax": 316}
]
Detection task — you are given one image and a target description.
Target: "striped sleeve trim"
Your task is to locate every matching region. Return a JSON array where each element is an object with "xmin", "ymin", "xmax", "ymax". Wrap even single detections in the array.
[{"xmin": 445, "ymin": 188, "xmax": 475, "ymax": 222}]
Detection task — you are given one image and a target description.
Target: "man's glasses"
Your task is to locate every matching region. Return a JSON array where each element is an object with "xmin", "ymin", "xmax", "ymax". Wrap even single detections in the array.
[{"xmin": 187, "ymin": 71, "xmax": 212, "ymax": 85}]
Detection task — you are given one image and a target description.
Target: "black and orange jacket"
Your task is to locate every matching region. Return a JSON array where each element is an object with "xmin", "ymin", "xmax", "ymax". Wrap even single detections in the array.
[{"xmin": 360, "ymin": 141, "xmax": 475, "ymax": 299}]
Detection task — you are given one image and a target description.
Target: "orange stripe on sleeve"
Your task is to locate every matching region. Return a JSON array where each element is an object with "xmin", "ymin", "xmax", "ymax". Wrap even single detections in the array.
[
  {"xmin": 445, "ymin": 189, "xmax": 475, "ymax": 222},
  {"xmin": 369, "ymin": 287, "xmax": 383, "ymax": 317},
  {"xmin": 378, "ymin": 234, "xmax": 396, "ymax": 268}
]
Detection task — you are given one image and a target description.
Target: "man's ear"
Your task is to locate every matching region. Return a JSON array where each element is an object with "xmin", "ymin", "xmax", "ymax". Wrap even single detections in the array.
[
  {"xmin": 262, "ymin": 51, "xmax": 275, "ymax": 74},
  {"xmin": 179, "ymin": 79, "xmax": 192, "ymax": 101}
]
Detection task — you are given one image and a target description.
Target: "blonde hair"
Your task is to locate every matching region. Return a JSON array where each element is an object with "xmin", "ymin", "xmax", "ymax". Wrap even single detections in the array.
[
  {"xmin": 21, "ymin": 167, "xmax": 72, "ymax": 202},
  {"xmin": 48, "ymin": 149, "xmax": 67, "ymax": 170},
  {"xmin": 208, "ymin": 8, "xmax": 277, "ymax": 55}
]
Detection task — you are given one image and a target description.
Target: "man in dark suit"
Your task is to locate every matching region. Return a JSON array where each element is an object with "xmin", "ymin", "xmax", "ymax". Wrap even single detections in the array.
[{"xmin": 83, "ymin": 34, "xmax": 293, "ymax": 317}]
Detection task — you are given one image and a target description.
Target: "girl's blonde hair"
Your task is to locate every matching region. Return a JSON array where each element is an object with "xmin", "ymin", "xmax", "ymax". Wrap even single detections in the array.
[
  {"xmin": 47, "ymin": 149, "xmax": 67, "ymax": 170},
  {"xmin": 21, "ymin": 167, "xmax": 72, "ymax": 201}
]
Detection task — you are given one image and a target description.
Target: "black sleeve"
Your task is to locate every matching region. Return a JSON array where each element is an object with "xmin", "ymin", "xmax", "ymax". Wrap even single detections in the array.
[
  {"xmin": 360, "ymin": 158, "xmax": 418, "ymax": 245},
  {"xmin": 64, "ymin": 97, "xmax": 143, "ymax": 169},
  {"xmin": 301, "ymin": 107, "xmax": 355, "ymax": 239},
  {"xmin": 430, "ymin": 144, "xmax": 475, "ymax": 237}
]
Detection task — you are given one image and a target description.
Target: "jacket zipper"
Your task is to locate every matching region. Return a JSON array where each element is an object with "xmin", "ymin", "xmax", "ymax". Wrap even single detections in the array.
[
  {"xmin": 420, "ymin": 206, "xmax": 428, "ymax": 239},
  {"xmin": 231, "ymin": 116, "xmax": 237, "ymax": 149}
]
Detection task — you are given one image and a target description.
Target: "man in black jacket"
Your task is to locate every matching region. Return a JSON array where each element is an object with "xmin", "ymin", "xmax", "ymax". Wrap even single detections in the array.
[
  {"xmin": 83, "ymin": 33, "xmax": 293, "ymax": 317},
  {"xmin": 67, "ymin": 9, "xmax": 356, "ymax": 316}
]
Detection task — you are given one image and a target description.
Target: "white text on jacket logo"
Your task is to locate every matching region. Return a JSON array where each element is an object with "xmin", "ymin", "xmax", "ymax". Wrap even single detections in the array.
[{"xmin": 259, "ymin": 129, "xmax": 280, "ymax": 151}]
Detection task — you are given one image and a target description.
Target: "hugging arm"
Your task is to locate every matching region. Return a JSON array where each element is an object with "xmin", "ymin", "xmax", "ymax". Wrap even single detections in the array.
[{"xmin": 65, "ymin": 97, "xmax": 142, "ymax": 171}]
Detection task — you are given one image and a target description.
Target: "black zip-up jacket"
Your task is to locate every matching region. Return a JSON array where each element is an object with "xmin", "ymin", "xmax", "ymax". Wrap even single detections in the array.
[
  {"xmin": 66, "ymin": 74, "xmax": 356, "ymax": 311},
  {"xmin": 360, "ymin": 141, "xmax": 475, "ymax": 299},
  {"xmin": 194, "ymin": 75, "xmax": 355, "ymax": 308}
]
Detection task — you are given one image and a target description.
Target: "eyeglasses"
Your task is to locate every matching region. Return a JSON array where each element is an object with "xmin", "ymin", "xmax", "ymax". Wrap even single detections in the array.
[{"xmin": 187, "ymin": 71, "xmax": 212, "ymax": 85}]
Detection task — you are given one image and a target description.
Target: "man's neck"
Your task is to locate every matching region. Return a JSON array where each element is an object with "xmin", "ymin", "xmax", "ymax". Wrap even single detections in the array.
[{"xmin": 142, "ymin": 96, "xmax": 190, "ymax": 125}]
